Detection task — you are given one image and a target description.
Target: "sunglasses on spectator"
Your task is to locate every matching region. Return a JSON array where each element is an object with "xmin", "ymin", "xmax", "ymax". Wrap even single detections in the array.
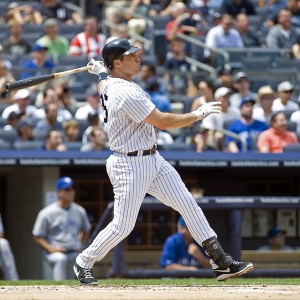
[{"xmin": 283, "ymin": 90, "xmax": 293, "ymax": 94}]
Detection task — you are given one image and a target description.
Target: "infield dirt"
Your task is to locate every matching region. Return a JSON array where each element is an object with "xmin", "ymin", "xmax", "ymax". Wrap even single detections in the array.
[{"xmin": 1, "ymin": 285, "xmax": 300, "ymax": 300}]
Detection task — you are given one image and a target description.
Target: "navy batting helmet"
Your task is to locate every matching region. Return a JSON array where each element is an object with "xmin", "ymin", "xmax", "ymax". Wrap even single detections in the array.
[
  {"xmin": 102, "ymin": 38, "xmax": 140, "ymax": 69},
  {"xmin": 56, "ymin": 176, "xmax": 74, "ymax": 190}
]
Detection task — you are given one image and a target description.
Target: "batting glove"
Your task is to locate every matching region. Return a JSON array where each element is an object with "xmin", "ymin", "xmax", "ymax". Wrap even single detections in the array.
[
  {"xmin": 191, "ymin": 101, "xmax": 222, "ymax": 120},
  {"xmin": 87, "ymin": 58, "xmax": 108, "ymax": 75}
]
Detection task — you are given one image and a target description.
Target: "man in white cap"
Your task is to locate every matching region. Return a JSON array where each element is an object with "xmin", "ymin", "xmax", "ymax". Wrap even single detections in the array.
[
  {"xmin": 272, "ymin": 81, "xmax": 298, "ymax": 113},
  {"xmin": 202, "ymin": 87, "xmax": 241, "ymax": 150},
  {"xmin": 1, "ymin": 89, "xmax": 38, "ymax": 119}
]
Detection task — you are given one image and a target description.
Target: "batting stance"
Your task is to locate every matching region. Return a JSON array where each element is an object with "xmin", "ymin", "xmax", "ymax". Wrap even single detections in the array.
[{"xmin": 73, "ymin": 38, "xmax": 253, "ymax": 284}]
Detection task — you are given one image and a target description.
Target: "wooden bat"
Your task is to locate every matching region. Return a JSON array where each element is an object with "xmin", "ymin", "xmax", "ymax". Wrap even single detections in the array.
[{"xmin": 5, "ymin": 66, "xmax": 91, "ymax": 92}]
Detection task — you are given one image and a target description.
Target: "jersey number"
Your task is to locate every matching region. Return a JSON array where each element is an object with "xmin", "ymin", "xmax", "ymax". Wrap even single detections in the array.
[{"xmin": 100, "ymin": 94, "xmax": 108, "ymax": 123}]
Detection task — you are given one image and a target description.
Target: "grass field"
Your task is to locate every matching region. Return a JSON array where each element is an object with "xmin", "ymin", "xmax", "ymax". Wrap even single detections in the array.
[{"xmin": 1, "ymin": 278, "xmax": 300, "ymax": 300}]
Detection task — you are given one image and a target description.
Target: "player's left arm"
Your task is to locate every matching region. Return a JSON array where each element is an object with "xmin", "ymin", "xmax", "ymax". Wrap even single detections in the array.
[{"xmin": 144, "ymin": 102, "xmax": 221, "ymax": 130}]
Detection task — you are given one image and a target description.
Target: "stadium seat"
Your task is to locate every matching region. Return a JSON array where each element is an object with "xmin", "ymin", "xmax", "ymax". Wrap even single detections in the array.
[
  {"xmin": 22, "ymin": 24, "xmax": 44, "ymax": 35},
  {"xmin": 1, "ymin": 54, "xmax": 21, "ymax": 66},
  {"xmin": 0, "ymin": 141, "xmax": 11, "ymax": 150},
  {"xmin": 0, "ymin": 129, "xmax": 18, "ymax": 146},
  {"xmin": 250, "ymin": 133, "xmax": 260, "ymax": 151},
  {"xmin": 0, "ymin": 32, "xmax": 9, "ymax": 42},
  {"xmin": 240, "ymin": 56, "xmax": 273, "ymax": 70},
  {"xmin": 147, "ymin": 15, "xmax": 172, "ymax": 30},
  {"xmin": 34, "ymin": 130, "xmax": 47, "ymax": 141},
  {"xmin": 76, "ymin": 119, "xmax": 90, "ymax": 137},
  {"xmin": 287, "ymin": 120, "xmax": 297, "ymax": 132},
  {"xmin": 14, "ymin": 140, "xmax": 44, "ymax": 150},
  {"xmin": 247, "ymin": 15, "xmax": 264, "ymax": 31},
  {"xmin": 163, "ymin": 142, "xmax": 191, "ymax": 151},
  {"xmin": 0, "ymin": 118, "xmax": 8, "ymax": 127},
  {"xmin": 22, "ymin": 32, "xmax": 44, "ymax": 47},
  {"xmin": 283, "ymin": 143, "xmax": 300, "ymax": 152},
  {"xmin": 279, "ymin": 110, "xmax": 296, "ymax": 119},
  {"xmin": 223, "ymin": 119, "xmax": 238, "ymax": 130},
  {"xmin": 274, "ymin": 57, "xmax": 295, "ymax": 69},
  {"xmin": 64, "ymin": 141, "xmax": 83, "ymax": 151},
  {"xmin": 57, "ymin": 55, "xmax": 89, "ymax": 67},
  {"xmin": 59, "ymin": 23, "xmax": 84, "ymax": 35}
]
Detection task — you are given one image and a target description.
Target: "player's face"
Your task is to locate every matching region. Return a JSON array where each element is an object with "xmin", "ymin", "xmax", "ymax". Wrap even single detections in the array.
[{"xmin": 121, "ymin": 53, "xmax": 141, "ymax": 76}]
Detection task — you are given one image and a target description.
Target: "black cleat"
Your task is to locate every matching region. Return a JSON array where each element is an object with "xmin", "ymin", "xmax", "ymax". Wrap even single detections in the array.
[
  {"xmin": 73, "ymin": 262, "xmax": 98, "ymax": 285},
  {"xmin": 214, "ymin": 261, "xmax": 253, "ymax": 282}
]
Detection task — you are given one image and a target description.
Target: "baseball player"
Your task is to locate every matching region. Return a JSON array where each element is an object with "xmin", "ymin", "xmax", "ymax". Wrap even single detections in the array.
[
  {"xmin": 73, "ymin": 38, "xmax": 253, "ymax": 284},
  {"xmin": 32, "ymin": 177, "xmax": 91, "ymax": 280}
]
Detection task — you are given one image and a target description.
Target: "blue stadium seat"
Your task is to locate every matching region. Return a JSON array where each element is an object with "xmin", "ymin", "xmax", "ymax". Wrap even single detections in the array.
[
  {"xmin": 34, "ymin": 130, "xmax": 47, "ymax": 141},
  {"xmin": 163, "ymin": 142, "xmax": 191, "ymax": 151},
  {"xmin": 57, "ymin": 55, "xmax": 89, "ymax": 67},
  {"xmin": 287, "ymin": 120, "xmax": 297, "ymax": 132},
  {"xmin": 283, "ymin": 143, "xmax": 300, "ymax": 152},
  {"xmin": 59, "ymin": 23, "xmax": 84, "ymax": 35},
  {"xmin": 0, "ymin": 141, "xmax": 11, "ymax": 150},
  {"xmin": 22, "ymin": 24, "xmax": 44, "ymax": 35},
  {"xmin": 0, "ymin": 118, "xmax": 8, "ymax": 128},
  {"xmin": 0, "ymin": 129, "xmax": 18, "ymax": 146},
  {"xmin": 64, "ymin": 141, "xmax": 83, "ymax": 151},
  {"xmin": 14, "ymin": 140, "xmax": 44, "ymax": 150},
  {"xmin": 147, "ymin": 15, "xmax": 172, "ymax": 30},
  {"xmin": 0, "ymin": 1, "xmax": 9, "ymax": 18},
  {"xmin": 240, "ymin": 56, "xmax": 273, "ymax": 70},
  {"xmin": 22, "ymin": 32, "xmax": 44, "ymax": 46}
]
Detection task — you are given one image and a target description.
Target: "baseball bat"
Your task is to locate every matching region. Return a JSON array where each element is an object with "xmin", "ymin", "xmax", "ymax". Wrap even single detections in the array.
[{"xmin": 5, "ymin": 66, "xmax": 91, "ymax": 92}]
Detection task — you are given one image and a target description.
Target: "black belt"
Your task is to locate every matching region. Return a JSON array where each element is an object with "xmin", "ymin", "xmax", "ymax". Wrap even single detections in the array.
[{"xmin": 127, "ymin": 145, "xmax": 157, "ymax": 157}]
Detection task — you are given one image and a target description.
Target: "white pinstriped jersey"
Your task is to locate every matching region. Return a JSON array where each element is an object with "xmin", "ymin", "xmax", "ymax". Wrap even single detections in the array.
[{"xmin": 100, "ymin": 76, "xmax": 157, "ymax": 153}]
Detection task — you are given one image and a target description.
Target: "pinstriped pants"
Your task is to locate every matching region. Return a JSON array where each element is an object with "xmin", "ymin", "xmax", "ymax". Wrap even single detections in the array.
[{"xmin": 77, "ymin": 152, "xmax": 216, "ymax": 269}]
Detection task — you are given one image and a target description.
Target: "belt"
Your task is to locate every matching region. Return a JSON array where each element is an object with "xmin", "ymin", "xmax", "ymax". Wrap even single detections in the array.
[{"xmin": 127, "ymin": 145, "xmax": 157, "ymax": 157}]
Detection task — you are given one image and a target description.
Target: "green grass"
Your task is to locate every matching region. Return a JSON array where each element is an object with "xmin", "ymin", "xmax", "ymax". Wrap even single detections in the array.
[{"xmin": 0, "ymin": 278, "xmax": 299, "ymax": 286}]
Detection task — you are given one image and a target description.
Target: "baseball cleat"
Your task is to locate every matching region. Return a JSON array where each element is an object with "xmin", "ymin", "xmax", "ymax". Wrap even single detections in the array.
[
  {"xmin": 214, "ymin": 261, "xmax": 253, "ymax": 282},
  {"xmin": 73, "ymin": 262, "xmax": 98, "ymax": 285}
]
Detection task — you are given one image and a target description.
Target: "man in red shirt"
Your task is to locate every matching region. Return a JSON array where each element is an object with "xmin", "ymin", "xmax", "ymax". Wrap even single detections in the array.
[{"xmin": 257, "ymin": 112, "xmax": 298, "ymax": 153}]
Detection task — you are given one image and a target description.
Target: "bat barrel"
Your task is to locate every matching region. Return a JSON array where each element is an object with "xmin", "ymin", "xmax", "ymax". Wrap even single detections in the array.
[{"xmin": 5, "ymin": 74, "xmax": 55, "ymax": 92}]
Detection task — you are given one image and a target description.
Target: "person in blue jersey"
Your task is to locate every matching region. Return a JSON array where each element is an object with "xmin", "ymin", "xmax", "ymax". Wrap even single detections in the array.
[
  {"xmin": 160, "ymin": 216, "xmax": 211, "ymax": 270},
  {"xmin": 226, "ymin": 96, "xmax": 269, "ymax": 152}
]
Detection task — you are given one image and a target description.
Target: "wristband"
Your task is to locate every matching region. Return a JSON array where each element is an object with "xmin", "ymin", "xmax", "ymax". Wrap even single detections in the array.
[{"xmin": 98, "ymin": 72, "xmax": 108, "ymax": 82}]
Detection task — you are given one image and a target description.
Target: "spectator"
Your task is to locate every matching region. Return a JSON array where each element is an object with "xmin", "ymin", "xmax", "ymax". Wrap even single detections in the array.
[
  {"xmin": 43, "ymin": 129, "xmax": 66, "ymax": 151},
  {"xmin": 20, "ymin": 44, "xmax": 55, "ymax": 85},
  {"xmin": 190, "ymin": 124, "xmax": 215, "ymax": 152},
  {"xmin": 230, "ymin": 72, "xmax": 257, "ymax": 108},
  {"xmin": 105, "ymin": 23, "xmax": 130, "ymax": 45},
  {"xmin": 49, "ymin": 78, "xmax": 77, "ymax": 113},
  {"xmin": 69, "ymin": 16, "xmax": 106, "ymax": 60},
  {"xmin": 0, "ymin": 213, "xmax": 19, "ymax": 280},
  {"xmin": 3, "ymin": 112, "xmax": 22, "ymax": 131},
  {"xmin": 163, "ymin": 37, "xmax": 194, "ymax": 95},
  {"xmin": 32, "ymin": 176, "xmax": 91, "ymax": 280},
  {"xmin": 144, "ymin": 76, "xmax": 172, "ymax": 113},
  {"xmin": 257, "ymin": 111, "xmax": 298, "ymax": 153},
  {"xmin": 214, "ymin": 65, "xmax": 234, "ymax": 89},
  {"xmin": 81, "ymin": 112, "xmax": 100, "ymax": 144},
  {"xmin": 202, "ymin": 87, "xmax": 241, "ymax": 150},
  {"xmin": 235, "ymin": 13, "xmax": 262, "ymax": 47},
  {"xmin": 205, "ymin": 14, "xmax": 244, "ymax": 59},
  {"xmin": 63, "ymin": 119, "xmax": 80, "ymax": 142},
  {"xmin": 1, "ymin": 20, "xmax": 32, "ymax": 55},
  {"xmin": 15, "ymin": 119, "xmax": 35, "ymax": 142},
  {"xmin": 123, "ymin": 0, "xmax": 157, "ymax": 37},
  {"xmin": 226, "ymin": 96, "xmax": 269, "ymax": 152},
  {"xmin": 190, "ymin": 79, "xmax": 216, "ymax": 111},
  {"xmin": 165, "ymin": 2, "xmax": 202, "ymax": 43},
  {"xmin": 2, "ymin": 89, "xmax": 38, "ymax": 119},
  {"xmin": 75, "ymin": 85, "xmax": 104, "ymax": 127},
  {"xmin": 221, "ymin": 0, "xmax": 256, "ymax": 18},
  {"xmin": 0, "ymin": 60, "xmax": 16, "ymax": 104},
  {"xmin": 253, "ymin": 85, "xmax": 275, "ymax": 123},
  {"xmin": 154, "ymin": 127, "xmax": 174, "ymax": 147},
  {"xmin": 35, "ymin": 103, "xmax": 63, "ymax": 132},
  {"xmin": 80, "ymin": 125, "xmax": 108, "ymax": 151},
  {"xmin": 5, "ymin": 1, "xmax": 42, "ymax": 25},
  {"xmin": 38, "ymin": 0, "xmax": 82, "ymax": 24},
  {"xmin": 35, "ymin": 18, "xmax": 69, "ymax": 63},
  {"xmin": 0, "ymin": 45, "xmax": 13, "ymax": 71},
  {"xmin": 35, "ymin": 87, "xmax": 73, "ymax": 123},
  {"xmin": 160, "ymin": 215, "xmax": 211, "ymax": 270},
  {"xmin": 257, "ymin": 226, "xmax": 293, "ymax": 250},
  {"xmin": 159, "ymin": 0, "xmax": 189, "ymax": 16},
  {"xmin": 290, "ymin": 104, "xmax": 300, "ymax": 134},
  {"xmin": 272, "ymin": 81, "xmax": 299, "ymax": 112},
  {"xmin": 266, "ymin": 8, "xmax": 299, "ymax": 48}
]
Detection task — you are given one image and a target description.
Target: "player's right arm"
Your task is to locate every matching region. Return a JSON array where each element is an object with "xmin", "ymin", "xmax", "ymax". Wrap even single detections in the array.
[
  {"xmin": 144, "ymin": 102, "xmax": 221, "ymax": 130},
  {"xmin": 32, "ymin": 236, "xmax": 66, "ymax": 254}
]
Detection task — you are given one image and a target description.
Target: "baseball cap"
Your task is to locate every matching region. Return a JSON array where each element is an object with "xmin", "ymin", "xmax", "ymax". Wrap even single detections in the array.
[
  {"xmin": 177, "ymin": 216, "xmax": 187, "ymax": 228},
  {"xmin": 85, "ymin": 85, "xmax": 98, "ymax": 97},
  {"xmin": 267, "ymin": 226, "xmax": 286, "ymax": 238},
  {"xmin": 234, "ymin": 72, "xmax": 248, "ymax": 83},
  {"xmin": 240, "ymin": 96, "xmax": 255, "ymax": 108},
  {"xmin": 8, "ymin": 111, "xmax": 22, "ymax": 120},
  {"xmin": 145, "ymin": 76, "xmax": 159, "ymax": 91},
  {"xmin": 214, "ymin": 87, "xmax": 231, "ymax": 99},
  {"xmin": 277, "ymin": 81, "xmax": 294, "ymax": 92},
  {"xmin": 56, "ymin": 176, "xmax": 74, "ymax": 190},
  {"xmin": 87, "ymin": 112, "xmax": 99, "ymax": 121},
  {"xmin": 13, "ymin": 89, "xmax": 30, "ymax": 100},
  {"xmin": 7, "ymin": 2, "xmax": 19, "ymax": 10},
  {"xmin": 16, "ymin": 119, "xmax": 35, "ymax": 130},
  {"xmin": 32, "ymin": 44, "xmax": 48, "ymax": 52}
]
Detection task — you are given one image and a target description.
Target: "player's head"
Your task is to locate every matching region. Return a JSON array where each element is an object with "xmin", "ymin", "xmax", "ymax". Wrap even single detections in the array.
[{"xmin": 102, "ymin": 38, "xmax": 140, "ymax": 70}]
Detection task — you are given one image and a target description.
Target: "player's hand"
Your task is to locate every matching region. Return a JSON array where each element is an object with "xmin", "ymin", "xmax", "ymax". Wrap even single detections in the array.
[
  {"xmin": 87, "ymin": 58, "xmax": 108, "ymax": 75},
  {"xmin": 191, "ymin": 101, "xmax": 221, "ymax": 120}
]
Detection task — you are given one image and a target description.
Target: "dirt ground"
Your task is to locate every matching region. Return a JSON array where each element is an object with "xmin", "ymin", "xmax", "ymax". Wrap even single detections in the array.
[{"xmin": 1, "ymin": 285, "xmax": 300, "ymax": 300}]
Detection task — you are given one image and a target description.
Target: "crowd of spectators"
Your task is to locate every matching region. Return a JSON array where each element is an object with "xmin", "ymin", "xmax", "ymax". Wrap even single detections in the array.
[{"xmin": 0, "ymin": 0, "xmax": 299, "ymax": 153}]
